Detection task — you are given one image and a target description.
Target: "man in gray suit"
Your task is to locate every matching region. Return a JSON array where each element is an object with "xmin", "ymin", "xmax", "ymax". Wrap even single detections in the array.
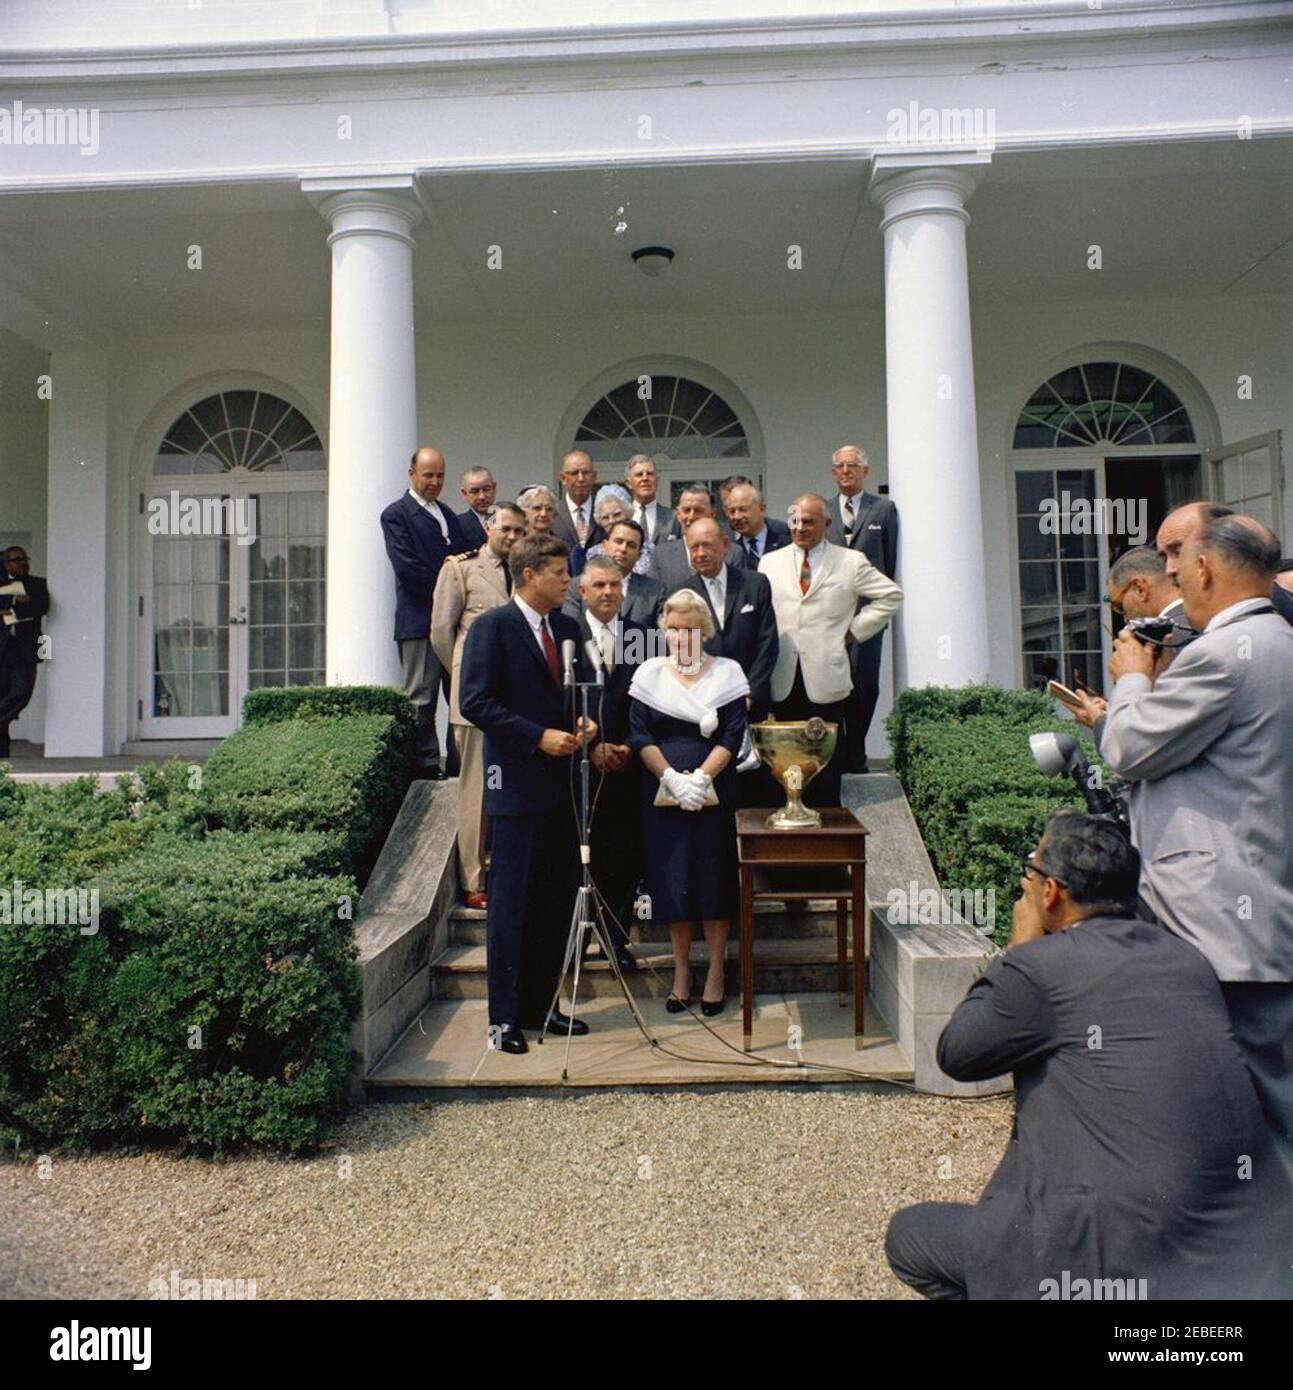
[
  {"xmin": 830, "ymin": 444, "xmax": 899, "ymax": 772},
  {"xmin": 886, "ymin": 811, "xmax": 1288, "ymax": 1300},
  {"xmin": 1084, "ymin": 512, "xmax": 1293, "ymax": 1149},
  {"xmin": 648, "ymin": 484, "xmax": 741, "ymax": 594}
]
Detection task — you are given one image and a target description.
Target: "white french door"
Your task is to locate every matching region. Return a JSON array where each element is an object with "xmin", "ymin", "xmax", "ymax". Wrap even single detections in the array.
[{"xmin": 137, "ymin": 478, "xmax": 326, "ymax": 739}]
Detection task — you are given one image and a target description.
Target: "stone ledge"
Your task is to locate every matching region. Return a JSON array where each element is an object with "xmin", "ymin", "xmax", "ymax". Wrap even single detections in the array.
[
  {"xmin": 843, "ymin": 772, "xmax": 1010, "ymax": 1097},
  {"xmin": 349, "ymin": 779, "xmax": 459, "ymax": 1090}
]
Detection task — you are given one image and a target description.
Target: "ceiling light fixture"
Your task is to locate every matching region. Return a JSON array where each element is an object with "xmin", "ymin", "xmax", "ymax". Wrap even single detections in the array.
[{"xmin": 631, "ymin": 245, "xmax": 675, "ymax": 277}]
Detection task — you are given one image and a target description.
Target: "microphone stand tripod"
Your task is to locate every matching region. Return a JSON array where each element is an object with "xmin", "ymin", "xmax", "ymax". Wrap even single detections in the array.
[{"xmin": 539, "ymin": 651, "xmax": 656, "ymax": 1081}]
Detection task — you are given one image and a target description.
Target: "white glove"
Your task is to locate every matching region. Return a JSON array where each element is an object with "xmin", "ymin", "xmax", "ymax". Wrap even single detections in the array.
[
  {"xmin": 660, "ymin": 768, "xmax": 693, "ymax": 804},
  {"xmin": 677, "ymin": 771, "xmax": 710, "ymax": 812}
]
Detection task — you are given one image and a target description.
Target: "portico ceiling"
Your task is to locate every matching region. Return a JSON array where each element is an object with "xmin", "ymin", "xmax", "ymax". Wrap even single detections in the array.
[{"xmin": 0, "ymin": 137, "xmax": 1288, "ymax": 351}]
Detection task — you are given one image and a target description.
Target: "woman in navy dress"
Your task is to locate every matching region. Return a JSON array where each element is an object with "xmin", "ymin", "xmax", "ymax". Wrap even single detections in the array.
[{"xmin": 629, "ymin": 588, "xmax": 749, "ymax": 1015}]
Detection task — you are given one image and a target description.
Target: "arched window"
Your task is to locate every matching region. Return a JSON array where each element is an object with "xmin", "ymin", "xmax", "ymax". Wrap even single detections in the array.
[
  {"xmin": 1013, "ymin": 361, "xmax": 1196, "ymax": 450},
  {"xmin": 154, "ymin": 390, "xmax": 324, "ymax": 475},
  {"xmin": 575, "ymin": 375, "xmax": 749, "ymax": 464}
]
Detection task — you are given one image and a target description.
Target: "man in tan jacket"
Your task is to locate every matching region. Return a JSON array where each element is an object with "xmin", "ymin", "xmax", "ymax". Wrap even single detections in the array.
[{"xmin": 431, "ymin": 502, "xmax": 527, "ymax": 907}]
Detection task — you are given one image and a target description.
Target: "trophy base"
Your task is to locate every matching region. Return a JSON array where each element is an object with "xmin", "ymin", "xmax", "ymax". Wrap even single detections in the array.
[{"xmin": 765, "ymin": 800, "xmax": 822, "ymax": 830}]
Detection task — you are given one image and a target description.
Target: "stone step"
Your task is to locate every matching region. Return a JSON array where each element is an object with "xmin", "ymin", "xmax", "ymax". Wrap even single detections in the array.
[
  {"xmin": 430, "ymin": 937, "xmax": 867, "ymax": 1000},
  {"xmin": 448, "ymin": 901, "xmax": 849, "ymax": 945}
]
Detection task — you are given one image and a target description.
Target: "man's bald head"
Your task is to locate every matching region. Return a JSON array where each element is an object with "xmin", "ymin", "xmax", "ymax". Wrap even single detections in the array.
[
  {"xmin": 1177, "ymin": 510, "xmax": 1282, "ymax": 628},
  {"xmin": 409, "ymin": 446, "xmax": 447, "ymax": 502}
]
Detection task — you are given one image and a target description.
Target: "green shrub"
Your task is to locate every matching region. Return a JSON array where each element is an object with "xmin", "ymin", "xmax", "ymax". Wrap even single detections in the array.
[
  {"xmin": 0, "ymin": 829, "xmax": 359, "ymax": 1155},
  {"xmin": 241, "ymin": 683, "xmax": 415, "ymax": 734},
  {"xmin": 887, "ymin": 687, "xmax": 1098, "ymax": 945},
  {"xmin": 200, "ymin": 713, "xmax": 412, "ymax": 884}
]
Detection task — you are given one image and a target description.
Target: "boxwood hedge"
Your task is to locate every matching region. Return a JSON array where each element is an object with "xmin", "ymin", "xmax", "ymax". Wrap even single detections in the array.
[
  {"xmin": 0, "ymin": 685, "xmax": 414, "ymax": 1155},
  {"xmin": 887, "ymin": 685, "xmax": 1098, "ymax": 945}
]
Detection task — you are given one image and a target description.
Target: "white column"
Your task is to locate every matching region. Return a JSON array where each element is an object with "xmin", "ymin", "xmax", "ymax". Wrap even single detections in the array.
[
  {"xmin": 303, "ymin": 175, "xmax": 422, "ymax": 689},
  {"xmin": 869, "ymin": 157, "xmax": 991, "ymax": 689},
  {"xmin": 43, "ymin": 349, "xmax": 111, "ymax": 756}
]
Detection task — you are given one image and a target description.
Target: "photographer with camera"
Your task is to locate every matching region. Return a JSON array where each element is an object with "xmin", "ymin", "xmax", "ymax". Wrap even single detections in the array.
[
  {"xmin": 1083, "ymin": 511, "xmax": 1293, "ymax": 1152},
  {"xmin": 885, "ymin": 811, "xmax": 1287, "ymax": 1300}
]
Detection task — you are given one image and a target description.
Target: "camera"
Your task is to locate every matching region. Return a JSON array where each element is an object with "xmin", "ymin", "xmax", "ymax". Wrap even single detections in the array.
[
  {"xmin": 1125, "ymin": 615, "xmax": 1198, "ymax": 651},
  {"xmin": 1029, "ymin": 730, "xmax": 1130, "ymax": 831}
]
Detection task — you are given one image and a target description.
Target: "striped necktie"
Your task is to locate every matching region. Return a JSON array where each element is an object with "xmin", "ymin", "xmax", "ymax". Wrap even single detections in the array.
[{"xmin": 799, "ymin": 550, "xmax": 812, "ymax": 596}]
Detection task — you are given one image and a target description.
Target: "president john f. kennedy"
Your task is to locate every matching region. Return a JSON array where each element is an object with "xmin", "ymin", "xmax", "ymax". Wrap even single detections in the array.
[{"xmin": 457, "ymin": 532, "xmax": 597, "ymax": 1055}]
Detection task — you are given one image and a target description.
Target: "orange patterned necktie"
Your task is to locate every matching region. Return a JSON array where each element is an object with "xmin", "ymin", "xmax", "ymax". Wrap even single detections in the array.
[{"xmin": 799, "ymin": 550, "xmax": 811, "ymax": 596}]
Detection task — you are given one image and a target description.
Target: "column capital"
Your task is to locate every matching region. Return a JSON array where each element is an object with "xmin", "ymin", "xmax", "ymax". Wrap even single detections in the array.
[
  {"xmin": 301, "ymin": 174, "xmax": 424, "ymax": 249},
  {"xmin": 867, "ymin": 152, "xmax": 990, "ymax": 232}
]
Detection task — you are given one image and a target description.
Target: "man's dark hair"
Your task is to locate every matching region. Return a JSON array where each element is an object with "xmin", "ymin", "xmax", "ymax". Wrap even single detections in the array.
[
  {"xmin": 1037, "ymin": 810, "xmax": 1141, "ymax": 918},
  {"xmin": 509, "ymin": 533, "xmax": 569, "ymax": 584},
  {"xmin": 1197, "ymin": 514, "xmax": 1282, "ymax": 580},
  {"xmin": 607, "ymin": 518, "xmax": 645, "ymax": 548},
  {"xmin": 1108, "ymin": 545, "xmax": 1166, "ymax": 586},
  {"xmin": 488, "ymin": 501, "xmax": 526, "ymax": 526},
  {"xmin": 4, "ymin": 546, "xmax": 26, "ymax": 559},
  {"xmin": 677, "ymin": 483, "xmax": 713, "ymax": 507}
]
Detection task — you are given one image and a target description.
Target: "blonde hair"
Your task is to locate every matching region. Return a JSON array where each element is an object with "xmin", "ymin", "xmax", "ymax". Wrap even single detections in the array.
[{"xmin": 661, "ymin": 587, "xmax": 716, "ymax": 640}]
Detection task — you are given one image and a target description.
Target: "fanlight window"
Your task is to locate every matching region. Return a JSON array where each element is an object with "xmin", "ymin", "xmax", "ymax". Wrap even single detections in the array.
[
  {"xmin": 154, "ymin": 390, "xmax": 324, "ymax": 475},
  {"xmin": 575, "ymin": 375, "xmax": 749, "ymax": 464},
  {"xmin": 1013, "ymin": 362, "xmax": 1196, "ymax": 450}
]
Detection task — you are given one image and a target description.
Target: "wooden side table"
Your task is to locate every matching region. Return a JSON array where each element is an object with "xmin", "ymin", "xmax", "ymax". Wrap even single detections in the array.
[{"xmin": 736, "ymin": 807, "xmax": 869, "ymax": 1052}]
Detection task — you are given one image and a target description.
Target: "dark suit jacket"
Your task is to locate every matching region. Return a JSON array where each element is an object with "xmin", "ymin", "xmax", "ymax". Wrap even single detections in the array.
[
  {"xmin": 0, "ymin": 573, "xmax": 49, "ymax": 658},
  {"xmin": 938, "ymin": 915, "xmax": 1285, "ymax": 1299},
  {"xmin": 831, "ymin": 491, "xmax": 899, "ymax": 580},
  {"xmin": 457, "ymin": 600, "xmax": 585, "ymax": 816},
  {"xmin": 577, "ymin": 614, "xmax": 650, "ymax": 747},
  {"xmin": 681, "ymin": 566, "xmax": 778, "ymax": 716},
  {"xmin": 564, "ymin": 571, "xmax": 663, "ymax": 630},
  {"xmin": 380, "ymin": 493, "xmax": 468, "ymax": 641},
  {"xmin": 1272, "ymin": 579, "xmax": 1293, "ymax": 627},
  {"xmin": 732, "ymin": 518, "xmax": 790, "ymax": 571},
  {"xmin": 456, "ymin": 508, "xmax": 488, "ymax": 552},
  {"xmin": 551, "ymin": 498, "xmax": 605, "ymax": 555}
]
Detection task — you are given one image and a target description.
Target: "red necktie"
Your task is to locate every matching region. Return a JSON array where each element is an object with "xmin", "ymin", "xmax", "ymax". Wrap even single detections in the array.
[
  {"xmin": 541, "ymin": 617, "xmax": 560, "ymax": 684},
  {"xmin": 799, "ymin": 550, "xmax": 812, "ymax": 596}
]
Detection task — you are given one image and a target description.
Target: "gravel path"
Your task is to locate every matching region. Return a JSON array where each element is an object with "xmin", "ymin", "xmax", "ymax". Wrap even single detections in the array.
[{"xmin": 1, "ymin": 1088, "xmax": 1011, "ymax": 1300}]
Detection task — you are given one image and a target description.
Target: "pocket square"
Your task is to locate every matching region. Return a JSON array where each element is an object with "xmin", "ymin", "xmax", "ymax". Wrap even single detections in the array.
[
  {"xmin": 740, "ymin": 603, "xmax": 755, "ymax": 613},
  {"xmin": 868, "ymin": 522, "xmax": 882, "ymax": 529}
]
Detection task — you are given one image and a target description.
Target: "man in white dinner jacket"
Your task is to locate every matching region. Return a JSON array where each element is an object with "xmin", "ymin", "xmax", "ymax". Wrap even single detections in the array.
[{"xmin": 758, "ymin": 492, "xmax": 902, "ymax": 805}]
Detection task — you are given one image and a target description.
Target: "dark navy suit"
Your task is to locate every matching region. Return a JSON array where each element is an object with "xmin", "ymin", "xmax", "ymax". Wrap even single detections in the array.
[
  {"xmin": 380, "ymin": 491, "xmax": 468, "ymax": 773},
  {"xmin": 458, "ymin": 599, "xmax": 585, "ymax": 1029},
  {"xmin": 0, "ymin": 572, "xmax": 49, "ymax": 748},
  {"xmin": 456, "ymin": 508, "xmax": 489, "ymax": 552}
]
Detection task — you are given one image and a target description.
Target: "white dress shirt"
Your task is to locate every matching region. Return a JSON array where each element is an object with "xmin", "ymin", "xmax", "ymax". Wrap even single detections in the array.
[
  {"xmin": 408, "ymin": 487, "xmax": 450, "ymax": 541},
  {"xmin": 586, "ymin": 611, "xmax": 621, "ymax": 671},
  {"xmin": 633, "ymin": 497, "xmax": 659, "ymax": 537},
  {"xmin": 566, "ymin": 494, "xmax": 591, "ymax": 540},
  {"xmin": 796, "ymin": 539, "xmax": 828, "ymax": 586},
  {"xmin": 1203, "ymin": 596, "xmax": 1273, "ymax": 633},
  {"xmin": 701, "ymin": 567, "xmax": 728, "ymax": 622},
  {"xmin": 513, "ymin": 593, "xmax": 555, "ymax": 658}
]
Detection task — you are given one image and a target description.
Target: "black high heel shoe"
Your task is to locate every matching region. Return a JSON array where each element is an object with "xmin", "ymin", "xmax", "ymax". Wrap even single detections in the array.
[
  {"xmin": 701, "ymin": 994, "xmax": 726, "ymax": 1017},
  {"xmin": 665, "ymin": 994, "xmax": 693, "ymax": 1014}
]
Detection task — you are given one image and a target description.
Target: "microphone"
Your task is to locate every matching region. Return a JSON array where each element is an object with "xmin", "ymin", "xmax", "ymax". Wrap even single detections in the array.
[
  {"xmin": 561, "ymin": 637, "xmax": 576, "ymax": 688},
  {"xmin": 584, "ymin": 638, "xmax": 606, "ymax": 685}
]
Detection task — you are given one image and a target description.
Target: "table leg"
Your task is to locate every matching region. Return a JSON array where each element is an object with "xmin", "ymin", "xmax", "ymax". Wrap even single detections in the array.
[
  {"xmin": 835, "ymin": 899, "xmax": 847, "ymax": 1005},
  {"xmin": 853, "ymin": 862, "xmax": 865, "ymax": 1049},
  {"xmin": 740, "ymin": 864, "xmax": 754, "ymax": 1052}
]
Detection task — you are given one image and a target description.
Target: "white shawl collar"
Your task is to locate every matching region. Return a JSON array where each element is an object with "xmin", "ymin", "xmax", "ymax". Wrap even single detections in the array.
[{"xmin": 629, "ymin": 656, "xmax": 750, "ymax": 737}]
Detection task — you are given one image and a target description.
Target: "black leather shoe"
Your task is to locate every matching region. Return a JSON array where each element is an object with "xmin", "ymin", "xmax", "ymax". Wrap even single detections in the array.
[
  {"xmin": 544, "ymin": 1010, "xmax": 589, "ymax": 1037},
  {"xmin": 493, "ymin": 1025, "xmax": 528, "ymax": 1055},
  {"xmin": 665, "ymin": 995, "xmax": 693, "ymax": 1014},
  {"xmin": 614, "ymin": 949, "xmax": 639, "ymax": 974},
  {"xmin": 701, "ymin": 996, "xmax": 726, "ymax": 1017}
]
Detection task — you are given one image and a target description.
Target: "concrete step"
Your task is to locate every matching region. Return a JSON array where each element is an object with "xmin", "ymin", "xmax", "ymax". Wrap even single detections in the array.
[
  {"xmin": 430, "ymin": 937, "xmax": 867, "ymax": 1000},
  {"xmin": 369, "ymin": 993, "xmax": 908, "ymax": 1089},
  {"xmin": 448, "ymin": 901, "xmax": 849, "ymax": 945}
]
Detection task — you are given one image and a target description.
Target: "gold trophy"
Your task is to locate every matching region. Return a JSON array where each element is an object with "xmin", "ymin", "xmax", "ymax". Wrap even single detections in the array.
[{"xmin": 750, "ymin": 717, "xmax": 838, "ymax": 828}]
